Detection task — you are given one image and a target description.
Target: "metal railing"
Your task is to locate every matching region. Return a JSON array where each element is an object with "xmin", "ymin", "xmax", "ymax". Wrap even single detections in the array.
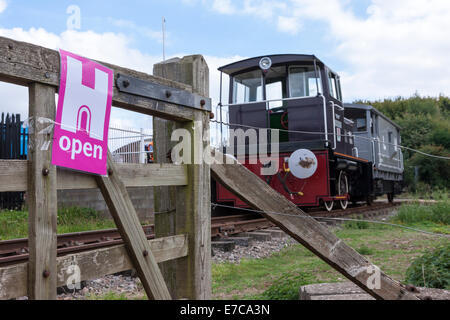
[{"xmin": 108, "ymin": 126, "xmax": 153, "ymax": 164}]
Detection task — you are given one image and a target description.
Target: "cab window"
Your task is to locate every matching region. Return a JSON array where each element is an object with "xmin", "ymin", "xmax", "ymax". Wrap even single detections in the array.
[
  {"xmin": 328, "ymin": 72, "xmax": 341, "ymax": 100},
  {"xmin": 356, "ymin": 118, "xmax": 367, "ymax": 132},
  {"xmin": 232, "ymin": 70, "xmax": 263, "ymax": 104},
  {"xmin": 288, "ymin": 66, "xmax": 321, "ymax": 98},
  {"xmin": 265, "ymin": 66, "xmax": 287, "ymax": 109}
]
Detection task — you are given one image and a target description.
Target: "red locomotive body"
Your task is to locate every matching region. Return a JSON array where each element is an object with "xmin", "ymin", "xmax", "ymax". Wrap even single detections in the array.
[{"xmin": 216, "ymin": 150, "xmax": 332, "ymax": 208}]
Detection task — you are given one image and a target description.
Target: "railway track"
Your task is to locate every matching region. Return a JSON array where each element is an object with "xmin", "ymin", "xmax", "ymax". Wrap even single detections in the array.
[
  {"xmin": 0, "ymin": 214, "xmax": 273, "ymax": 266},
  {"xmin": 0, "ymin": 202, "xmax": 400, "ymax": 267},
  {"xmin": 308, "ymin": 201, "xmax": 401, "ymax": 218}
]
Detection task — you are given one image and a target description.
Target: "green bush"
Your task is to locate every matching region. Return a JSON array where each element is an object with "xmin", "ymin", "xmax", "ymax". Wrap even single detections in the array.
[
  {"xmin": 405, "ymin": 244, "xmax": 450, "ymax": 289},
  {"xmin": 393, "ymin": 201, "xmax": 450, "ymax": 225},
  {"xmin": 261, "ymin": 272, "xmax": 314, "ymax": 300}
]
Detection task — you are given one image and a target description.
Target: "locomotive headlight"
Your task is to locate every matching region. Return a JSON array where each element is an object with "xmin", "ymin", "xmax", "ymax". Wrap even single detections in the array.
[{"xmin": 259, "ymin": 57, "xmax": 272, "ymax": 71}]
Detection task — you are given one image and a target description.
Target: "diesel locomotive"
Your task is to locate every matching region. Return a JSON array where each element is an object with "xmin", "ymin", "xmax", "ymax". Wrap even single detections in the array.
[{"xmin": 213, "ymin": 54, "xmax": 404, "ymax": 211}]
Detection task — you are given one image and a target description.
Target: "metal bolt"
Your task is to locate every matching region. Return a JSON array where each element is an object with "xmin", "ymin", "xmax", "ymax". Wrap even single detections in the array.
[
  {"xmin": 200, "ymin": 99, "xmax": 206, "ymax": 108},
  {"xmin": 42, "ymin": 168, "xmax": 50, "ymax": 176},
  {"xmin": 8, "ymin": 44, "xmax": 13, "ymax": 50},
  {"xmin": 108, "ymin": 168, "xmax": 113, "ymax": 176},
  {"xmin": 143, "ymin": 250, "xmax": 149, "ymax": 257},
  {"xmin": 165, "ymin": 90, "xmax": 172, "ymax": 98},
  {"xmin": 42, "ymin": 270, "xmax": 50, "ymax": 278},
  {"xmin": 405, "ymin": 284, "xmax": 419, "ymax": 293},
  {"xmin": 209, "ymin": 112, "xmax": 215, "ymax": 119},
  {"xmin": 44, "ymin": 72, "xmax": 50, "ymax": 79},
  {"xmin": 122, "ymin": 79, "xmax": 130, "ymax": 88}
]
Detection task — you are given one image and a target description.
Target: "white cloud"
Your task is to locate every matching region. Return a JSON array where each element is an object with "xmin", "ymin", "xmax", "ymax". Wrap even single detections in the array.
[
  {"xmin": 277, "ymin": 15, "xmax": 301, "ymax": 35},
  {"xmin": 286, "ymin": 0, "xmax": 450, "ymax": 100},
  {"xmin": 212, "ymin": 0, "xmax": 236, "ymax": 14},
  {"xmin": 109, "ymin": 18, "xmax": 164, "ymax": 43},
  {"xmin": 193, "ymin": 0, "xmax": 450, "ymax": 100},
  {"xmin": 0, "ymin": 0, "xmax": 7, "ymax": 13}
]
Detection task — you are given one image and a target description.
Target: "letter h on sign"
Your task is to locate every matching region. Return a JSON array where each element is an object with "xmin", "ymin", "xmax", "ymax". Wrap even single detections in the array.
[{"xmin": 52, "ymin": 50, "xmax": 114, "ymax": 176}]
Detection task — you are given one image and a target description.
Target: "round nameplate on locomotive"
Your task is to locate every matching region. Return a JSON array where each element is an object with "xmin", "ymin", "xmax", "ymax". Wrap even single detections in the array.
[{"xmin": 288, "ymin": 149, "xmax": 318, "ymax": 179}]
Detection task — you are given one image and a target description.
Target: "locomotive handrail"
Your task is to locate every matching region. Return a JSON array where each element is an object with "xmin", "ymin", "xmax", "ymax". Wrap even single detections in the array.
[
  {"xmin": 218, "ymin": 94, "xmax": 322, "ymax": 108},
  {"xmin": 329, "ymin": 101, "xmax": 337, "ymax": 150}
]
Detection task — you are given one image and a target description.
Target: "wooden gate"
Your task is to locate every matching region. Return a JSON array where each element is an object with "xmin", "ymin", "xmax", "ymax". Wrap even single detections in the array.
[{"xmin": 0, "ymin": 36, "xmax": 211, "ymax": 300}]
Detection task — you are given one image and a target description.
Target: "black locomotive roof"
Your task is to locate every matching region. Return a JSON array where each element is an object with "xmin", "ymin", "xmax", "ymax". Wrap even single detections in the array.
[
  {"xmin": 345, "ymin": 103, "xmax": 402, "ymax": 130},
  {"xmin": 218, "ymin": 54, "xmax": 327, "ymax": 75}
]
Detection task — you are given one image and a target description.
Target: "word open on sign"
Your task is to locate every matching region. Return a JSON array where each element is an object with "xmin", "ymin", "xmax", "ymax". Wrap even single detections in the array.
[{"xmin": 51, "ymin": 50, "xmax": 113, "ymax": 175}]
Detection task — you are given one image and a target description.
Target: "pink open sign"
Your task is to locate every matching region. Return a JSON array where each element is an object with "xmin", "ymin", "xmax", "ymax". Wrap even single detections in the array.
[{"xmin": 51, "ymin": 50, "xmax": 113, "ymax": 176}]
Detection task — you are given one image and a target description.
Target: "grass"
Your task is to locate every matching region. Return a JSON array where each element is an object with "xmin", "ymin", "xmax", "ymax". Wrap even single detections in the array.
[
  {"xmin": 0, "ymin": 207, "xmax": 119, "ymax": 240},
  {"xmin": 212, "ymin": 201, "xmax": 450, "ymax": 300}
]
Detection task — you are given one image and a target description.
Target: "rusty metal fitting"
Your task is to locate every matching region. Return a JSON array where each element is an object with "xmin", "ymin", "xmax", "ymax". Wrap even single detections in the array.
[
  {"xmin": 42, "ymin": 270, "xmax": 50, "ymax": 278},
  {"xmin": 200, "ymin": 99, "xmax": 206, "ymax": 108},
  {"xmin": 107, "ymin": 168, "xmax": 113, "ymax": 176},
  {"xmin": 42, "ymin": 168, "xmax": 50, "ymax": 176},
  {"xmin": 209, "ymin": 112, "xmax": 215, "ymax": 119},
  {"xmin": 165, "ymin": 90, "xmax": 172, "ymax": 98},
  {"xmin": 143, "ymin": 250, "xmax": 149, "ymax": 257},
  {"xmin": 122, "ymin": 79, "xmax": 130, "ymax": 88}
]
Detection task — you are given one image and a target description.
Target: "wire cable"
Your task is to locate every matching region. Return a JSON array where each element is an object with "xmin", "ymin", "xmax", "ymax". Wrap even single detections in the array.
[{"xmin": 210, "ymin": 119, "xmax": 450, "ymax": 160}]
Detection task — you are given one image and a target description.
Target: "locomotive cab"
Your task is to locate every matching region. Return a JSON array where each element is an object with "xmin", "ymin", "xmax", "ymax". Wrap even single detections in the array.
[
  {"xmin": 214, "ymin": 55, "xmax": 382, "ymax": 211},
  {"xmin": 218, "ymin": 55, "xmax": 355, "ymax": 155}
]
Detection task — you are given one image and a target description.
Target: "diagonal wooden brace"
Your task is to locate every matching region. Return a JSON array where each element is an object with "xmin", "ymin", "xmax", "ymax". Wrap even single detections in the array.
[
  {"xmin": 96, "ymin": 151, "xmax": 171, "ymax": 300},
  {"xmin": 211, "ymin": 154, "xmax": 419, "ymax": 300}
]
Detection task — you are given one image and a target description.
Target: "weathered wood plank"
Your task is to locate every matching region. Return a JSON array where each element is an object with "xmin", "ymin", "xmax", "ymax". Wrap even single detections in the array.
[
  {"xmin": 0, "ymin": 160, "xmax": 187, "ymax": 192},
  {"xmin": 211, "ymin": 157, "xmax": 418, "ymax": 300},
  {"xmin": 0, "ymin": 235, "xmax": 188, "ymax": 300},
  {"xmin": 0, "ymin": 160, "xmax": 27, "ymax": 192},
  {"xmin": 0, "ymin": 36, "xmax": 197, "ymax": 122},
  {"xmin": 153, "ymin": 118, "xmax": 178, "ymax": 297},
  {"xmin": 175, "ymin": 112, "xmax": 212, "ymax": 299},
  {"xmin": 27, "ymin": 83, "xmax": 58, "ymax": 300},
  {"xmin": 96, "ymin": 152, "xmax": 171, "ymax": 300},
  {"xmin": 116, "ymin": 163, "xmax": 187, "ymax": 187}
]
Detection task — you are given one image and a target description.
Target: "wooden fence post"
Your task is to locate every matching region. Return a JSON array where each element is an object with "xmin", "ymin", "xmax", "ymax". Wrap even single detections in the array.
[
  {"xmin": 27, "ymin": 83, "xmax": 57, "ymax": 300},
  {"xmin": 175, "ymin": 111, "xmax": 212, "ymax": 299},
  {"xmin": 153, "ymin": 55, "xmax": 211, "ymax": 299}
]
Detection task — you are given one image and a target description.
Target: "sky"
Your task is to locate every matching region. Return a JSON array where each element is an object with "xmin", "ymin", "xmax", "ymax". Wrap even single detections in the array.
[{"xmin": 1, "ymin": 0, "xmax": 450, "ymax": 130}]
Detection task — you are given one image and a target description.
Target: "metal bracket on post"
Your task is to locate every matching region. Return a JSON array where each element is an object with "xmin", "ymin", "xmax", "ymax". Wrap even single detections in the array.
[{"xmin": 116, "ymin": 74, "xmax": 212, "ymax": 112}]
